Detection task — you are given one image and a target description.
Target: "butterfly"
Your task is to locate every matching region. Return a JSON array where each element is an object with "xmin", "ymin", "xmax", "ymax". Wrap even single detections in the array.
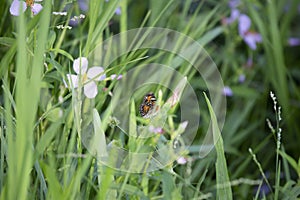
[{"xmin": 139, "ymin": 92, "xmax": 156, "ymax": 117}]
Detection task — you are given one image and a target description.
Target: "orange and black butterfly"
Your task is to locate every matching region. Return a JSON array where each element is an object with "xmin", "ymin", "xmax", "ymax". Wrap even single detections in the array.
[{"xmin": 139, "ymin": 93, "xmax": 156, "ymax": 117}]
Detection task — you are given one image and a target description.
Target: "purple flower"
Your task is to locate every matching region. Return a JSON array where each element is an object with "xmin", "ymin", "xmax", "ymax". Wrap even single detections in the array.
[
  {"xmin": 254, "ymin": 172, "xmax": 271, "ymax": 197},
  {"xmin": 288, "ymin": 37, "xmax": 300, "ymax": 46},
  {"xmin": 238, "ymin": 74, "xmax": 246, "ymax": 83},
  {"xmin": 223, "ymin": 9, "xmax": 240, "ymax": 25},
  {"xmin": 10, "ymin": 0, "xmax": 43, "ymax": 16},
  {"xmin": 110, "ymin": 74, "xmax": 117, "ymax": 80},
  {"xmin": 79, "ymin": 0, "xmax": 121, "ymax": 15},
  {"xmin": 222, "ymin": 0, "xmax": 240, "ymax": 25},
  {"xmin": 243, "ymin": 32, "xmax": 262, "ymax": 50},
  {"xmin": 177, "ymin": 156, "xmax": 187, "ymax": 165},
  {"xmin": 115, "ymin": 7, "xmax": 121, "ymax": 15},
  {"xmin": 78, "ymin": 0, "xmax": 89, "ymax": 12},
  {"xmin": 228, "ymin": 0, "xmax": 240, "ymax": 8},
  {"xmin": 255, "ymin": 182, "xmax": 271, "ymax": 198},
  {"xmin": 238, "ymin": 14, "xmax": 262, "ymax": 50},
  {"xmin": 117, "ymin": 75, "xmax": 122, "ymax": 80},
  {"xmin": 110, "ymin": 74, "xmax": 122, "ymax": 80},
  {"xmin": 223, "ymin": 86, "xmax": 233, "ymax": 96},
  {"xmin": 223, "ymin": 6, "xmax": 262, "ymax": 50},
  {"xmin": 148, "ymin": 125, "xmax": 164, "ymax": 134},
  {"xmin": 238, "ymin": 14, "xmax": 251, "ymax": 35}
]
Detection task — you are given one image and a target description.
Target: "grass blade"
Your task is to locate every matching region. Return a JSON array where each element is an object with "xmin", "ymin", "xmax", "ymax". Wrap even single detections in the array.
[{"xmin": 203, "ymin": 92, "xmax": 232, "ymax": 199}]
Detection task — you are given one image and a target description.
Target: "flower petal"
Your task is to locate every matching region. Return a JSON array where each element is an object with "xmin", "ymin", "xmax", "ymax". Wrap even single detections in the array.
[
  {"xmin": 78, "ymin": 0, "xmax": 89, "ymax": 12},
  {"xmin": 65, "ymin": 74, "xmax": 79, "ymax": 88},
  {"xmin": 238, "ymin": 74, "xmax": 246, "ymax": 83},
  {"xmin": 230, "ymin": 9, "xmax": 240, "ymax": 21},
  {"xmin": 223, "ymin": 86, "xmax": 233, "ymax": 96},
  {"xmin": 243, "ymin": 32, "xmax": 261, "ymax": 50},
  {"xmin": 228, "ymin": 0, "xmax": 240, "ymax": 8},
  {"xmin": 148, "ymin": 125, "xmax": 164, "ymax": 134},
  {"xmin": 73, "ymin": 57, "xmax": 88, "ymax": 75},
  {"xmin": 253, "ymin": 33, "xmax": 262, "ymax": 42},
  {"xmin": 110, "ymin": 74, "xmax": 117, "ymax": 80},
  {"xmin": 10, "ymin": 0, "xmax": 27, "ymax": 16},
  {"xmin": 84, "ymin": 81, "xmax": 98, "ymax": 98},
  {"xmin": 238, "ymin": 14, "xmax": 251, "ymax": 36},
  {"xmin": 87, "ymin": 67, "xmax": 106, "ymax": 81},
  {"xmin": 117, "ymin": 75, "xmax": 122, "ymax": 80},
  {"xmin": 224, "ymin": 9, "xmax": 240, "ymax": 24},
  {"xmin": 31, "ymin": 3, "xmax": 43, "ymax": 15},
  {"xmin": 244, "ymin": 35, "xmax": 256, "ymax": 50},
  {"xmin": 177, "ymin": 157, "xmax": 187, "ymax": 165},
  {"xmin": 288, "ymin": 37, "xmax": 300, "ymax": 46},
  {"xmin": 115, "ymin": 7, "xmax": 121, "ymax": 15}
]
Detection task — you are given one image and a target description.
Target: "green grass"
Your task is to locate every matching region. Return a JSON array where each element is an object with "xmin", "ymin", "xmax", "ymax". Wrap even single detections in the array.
[{"xmin": 0, "ymin": 0, "xmax": 300, "ymax": 199}]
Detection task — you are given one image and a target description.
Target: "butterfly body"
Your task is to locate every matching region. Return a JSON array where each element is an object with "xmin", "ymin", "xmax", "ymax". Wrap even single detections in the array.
[{"xmin": 139, "ymin": 93, "xmax": 156, "ymax": 117}]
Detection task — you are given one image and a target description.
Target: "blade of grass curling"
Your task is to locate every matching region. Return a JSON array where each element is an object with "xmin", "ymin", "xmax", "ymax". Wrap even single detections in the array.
[{"xmin": 203, "ymin": 92, "xmax": 232, "ymax": 199}]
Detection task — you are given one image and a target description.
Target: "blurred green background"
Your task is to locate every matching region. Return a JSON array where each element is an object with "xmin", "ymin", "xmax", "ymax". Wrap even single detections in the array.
[{"xmin": 0, "ymin": 0, "xmax": 300, "ymax": 199}]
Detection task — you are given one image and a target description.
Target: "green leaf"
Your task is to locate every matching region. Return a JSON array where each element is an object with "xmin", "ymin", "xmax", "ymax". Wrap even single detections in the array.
[
  {"xmin": 203, "ymin": 92, "xmax": 232, "ymax": 199},
  {"xmin": 35, "ymin": 122, "xmax": 61, "ymax": 156},
  {"xmin": 198, "ymin": 26, "xmax": 223, "ymax": 46},
  {"xmin": 128, "ymin": 99, "xmax": 137, "ymax": 151},
  {"xmin": 110, "ymin": 183, "xmax": 149, "ymax": 199},
  {"xmin": 46, "ymin": 108, "xmax": 63, "ymax": 122},
  {"xmin": 49, "ymin": 48, "xmax": 74, "ymax": 61},
  {"xmin": 40, "ymin": 161, "xmax": 64, "ymax": 199},
  {"xmin": 92, "ymin": 109, "xmax": 108, "ymax": 157},
  {"xmin": 278, "ymin": 150, "xmax": 300, "ymax": 178},
  {"xmin": 162, "ymin": 170, "xmax": 182, "ymax": 200},
  {"xmin": 0, "ymin": 37, "xmax": 15, "ymax": 46}
]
